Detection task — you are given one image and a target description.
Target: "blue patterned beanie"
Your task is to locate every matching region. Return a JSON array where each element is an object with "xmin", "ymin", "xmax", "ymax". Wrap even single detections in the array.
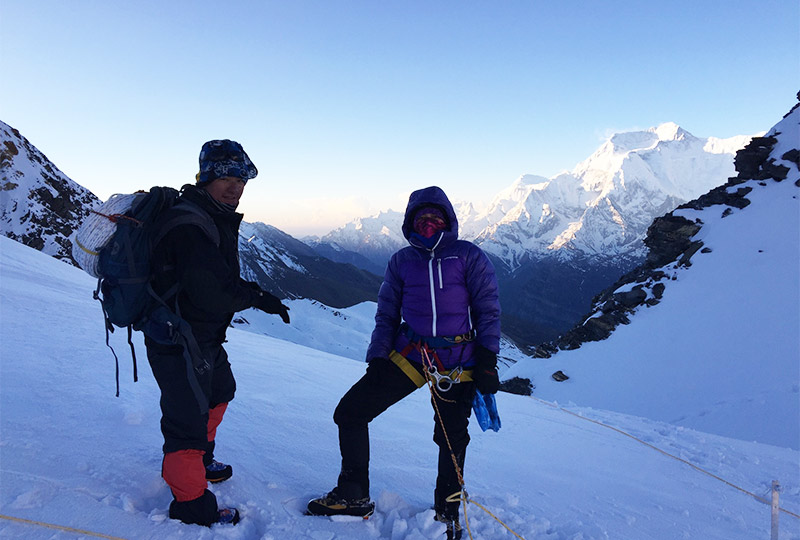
[{"xmin": 197, "ymin": 139, "xmax": 258, "ymax": 184}]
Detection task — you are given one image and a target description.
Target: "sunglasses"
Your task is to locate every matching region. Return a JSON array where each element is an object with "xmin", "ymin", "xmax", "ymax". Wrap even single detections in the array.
[{"xmin": 414, "ymin": 213, "xmax": 446, "ymax": 227}]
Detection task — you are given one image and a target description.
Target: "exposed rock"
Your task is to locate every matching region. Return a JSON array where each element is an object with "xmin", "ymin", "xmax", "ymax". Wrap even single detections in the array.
[
  {"xmin": 533, "ymin": 342, "xmax": 559, "ymax": 358},
  {"xmin": 614, "ymin": 286, "xmax": 648, "ymax": 308},
  {"xmin": 678, "ymin": 241, "xmax": 705, "ymax": 267},
  {"xmin": 643, "ymin": 216, "xmax": 701, "ymax": 268},
  {"xmin": 782, "ymin": 149, "xmax": 800, "ymax": 168},
  {"xmin": 551, "ymin": 370, "xmax": 569, "ymax": 382},
  {"xmin": 734, "ymin": 136, "xmax": 777, "ymax": 179},
  {"xmin": 652, "ymin": 282, "xmax": 666, "ymax": 299},
  {"xmin": 499, "ymin": 376, "xmax": 534, "ymax": 396}
]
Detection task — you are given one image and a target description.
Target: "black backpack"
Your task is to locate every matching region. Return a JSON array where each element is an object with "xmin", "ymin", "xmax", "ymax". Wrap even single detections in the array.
[{"xmin": 74, "ymin": 186, "xmax": 218, "ymax": 411}]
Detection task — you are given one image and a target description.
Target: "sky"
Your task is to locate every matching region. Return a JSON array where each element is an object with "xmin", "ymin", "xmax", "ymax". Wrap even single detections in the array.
[
  {"xmin": 1, "ymin": 234, "xmax": 798, "ymax": 539},
  {"xmin": 1, "ymin": 0, "xmax": 798, "ymax": 236}
]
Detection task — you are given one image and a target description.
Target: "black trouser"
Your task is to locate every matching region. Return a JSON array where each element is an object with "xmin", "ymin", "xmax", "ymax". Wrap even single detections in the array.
[
  {"xmin": 333, "ymin": 356, "xmax": 473, "ymax": 517},
  {"xmin": 146, "ymin": 343, "xmax": 236, "ymax": 461}
]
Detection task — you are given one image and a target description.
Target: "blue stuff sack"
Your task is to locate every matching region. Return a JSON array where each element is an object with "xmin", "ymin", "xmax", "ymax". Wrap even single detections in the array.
[{"xmin": 472, "ymin": 390, "xmax": 501, "ymax": 432}]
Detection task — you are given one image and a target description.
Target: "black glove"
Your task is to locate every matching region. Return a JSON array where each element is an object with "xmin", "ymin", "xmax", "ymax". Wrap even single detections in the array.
[
  {"xmin": 472, "ymin": 345, "xmax": 499, "ymax": 394},
  {"xmin": 254, "ymin": 290, "xmax": 290, "ymax": 324}
]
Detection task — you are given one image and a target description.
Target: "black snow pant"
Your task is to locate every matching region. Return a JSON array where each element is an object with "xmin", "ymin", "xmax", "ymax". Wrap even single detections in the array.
[
  {"xmin": 147, "ymin": 342, "xmax": 236, "ymax": 525},
  {"xmin": 333, "ymin": 356, "xmax": 473, "ymax": 519},
  {"xmin": 146, "ymin": 342, "xmax": 236, "ymax": 461}
]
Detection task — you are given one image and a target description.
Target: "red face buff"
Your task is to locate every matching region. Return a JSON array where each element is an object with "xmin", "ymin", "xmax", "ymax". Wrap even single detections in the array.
[{"xmin": 413, "ymin": 208, "xmax": 447, "ymax": 238}]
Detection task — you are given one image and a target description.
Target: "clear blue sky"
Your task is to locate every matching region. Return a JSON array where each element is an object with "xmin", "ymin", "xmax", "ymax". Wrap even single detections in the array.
[{"xmin": 2, "ymin": 1, "xmax": 798, "ymax": 236}]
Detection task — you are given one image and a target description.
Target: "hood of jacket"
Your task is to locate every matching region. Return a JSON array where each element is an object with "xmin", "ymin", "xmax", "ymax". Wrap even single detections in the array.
[{"xmin": 401, "ymin": 186, "xmax": 459, "ymax": 249}]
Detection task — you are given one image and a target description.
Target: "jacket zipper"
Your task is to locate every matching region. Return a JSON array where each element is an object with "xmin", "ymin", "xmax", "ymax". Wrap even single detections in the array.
[
  {"xmin": 428, "ymin": 251, "xmax": 437, "ymax": 336},
  {"xmin": 426, "ymin": 233, "xmax": 444, "ymax": 337}
]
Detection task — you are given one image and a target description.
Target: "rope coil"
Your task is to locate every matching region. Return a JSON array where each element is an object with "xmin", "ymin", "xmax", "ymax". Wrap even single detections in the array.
[{"xmin": 72, "ymin": 193, "xmax": 141, "ymax": 277}]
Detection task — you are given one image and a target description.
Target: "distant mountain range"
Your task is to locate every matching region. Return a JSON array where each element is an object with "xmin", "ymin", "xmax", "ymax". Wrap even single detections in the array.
[
  {"xmin": 0, "ymin": 119, "xmax": 756, "ymax": 349},
  {"xmin": 306, "ymin": 123, "xmax": 754, "ymax": 346},
  {"xmin": 309, "ymin": 123, "xmax": 751, "ymax": 268}
]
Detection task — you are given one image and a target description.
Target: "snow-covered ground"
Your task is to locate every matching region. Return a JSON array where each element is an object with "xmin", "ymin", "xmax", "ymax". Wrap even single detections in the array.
[
  {"xmin": 504, "ymin": 136, "xmax": 800, "ymax": 452},
  {"xmin": 1, "ymin": 235, "xmax": 798, "ymax": 539}
]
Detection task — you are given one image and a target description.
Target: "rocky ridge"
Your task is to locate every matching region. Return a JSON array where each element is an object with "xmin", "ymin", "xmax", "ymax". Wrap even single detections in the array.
[
  {"xmin": 0, "ymin": 121, "xmax": 100, "ymax": 265},
  {"xmin": 530, "ymin": 98, "xmax": 800, "ymax": 363}
]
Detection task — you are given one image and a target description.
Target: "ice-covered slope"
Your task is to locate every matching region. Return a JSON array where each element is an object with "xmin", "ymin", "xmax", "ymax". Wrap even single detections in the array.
[{"xmin": 1, "ymin": 236, "xmax": 798, "ymax": 539}]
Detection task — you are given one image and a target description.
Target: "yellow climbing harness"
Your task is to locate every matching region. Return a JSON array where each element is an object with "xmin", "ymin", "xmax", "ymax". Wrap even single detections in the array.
[{"xmin": 389, "ymin": 349, "xmax": 473, "ymax": 390}]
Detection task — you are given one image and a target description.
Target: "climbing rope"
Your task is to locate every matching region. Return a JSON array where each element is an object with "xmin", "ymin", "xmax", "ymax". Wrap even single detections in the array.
[
  {"xmin": 0, "ymin": 513, "xmax": 128, "ymax": 539},
  {"xmin": 446, "ymin": 491, "xmax": 527, "ymax": 540},
  {"xmin": 420, "ymin": 348, "xmax": 529, "ymax": 540},
  {"xmin": 529, "ymin": 395, "xmax": 800, "ymax": 520}
]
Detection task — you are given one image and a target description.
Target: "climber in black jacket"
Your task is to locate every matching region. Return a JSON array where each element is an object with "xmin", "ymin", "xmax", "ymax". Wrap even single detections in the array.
[{"xmin": 146, "ymin": 139, "xmax": 289, "ymax": 527}]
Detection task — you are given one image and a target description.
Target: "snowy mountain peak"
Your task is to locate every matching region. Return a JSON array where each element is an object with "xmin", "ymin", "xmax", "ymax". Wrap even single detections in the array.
[
  {"xmin": 316, "ymin": 124, "xmax": 753, "ymax": 272},
  {"xmin": 605, "ymin": 122, "xmax": 692, "ymax": 155},
  {"xmin": 474, "ymin": 124, "xmax": 752, "ymax": 269},
  {"xmin": 653, "ymin": 121, "xmax": 690, "ymax": 141}
]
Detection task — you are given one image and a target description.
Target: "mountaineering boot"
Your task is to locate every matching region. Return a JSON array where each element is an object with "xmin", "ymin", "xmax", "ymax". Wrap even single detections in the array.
[
  {"xmin": 435, "ymin": 512, "xmax": 463, "ymax": 540},
  {"xmin": 169, "ymin": 489, "xmax": 240, "ymax": 527},
  {"xmin": 434, "ymin": 490, "xmax": 462, "ymax": 540},
  {"xmin": 216, "ymin": 507, "xmax": 240, "ymax": 525},
  {"xmin": 205, "ymin": 460, "xmax": 233, "ymax": 483},
  {"xmin": 306, "ymin": 487, "xmax": 375, "ymax": 518}
]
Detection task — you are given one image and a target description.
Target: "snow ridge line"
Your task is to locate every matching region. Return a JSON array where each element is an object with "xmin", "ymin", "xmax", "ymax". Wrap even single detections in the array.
[
  {"xmin": 0, "ymin": 513, "xmax": 128, "ymax": 540},
  {"xmin": 528, "ymin": 396, "xmax": 800, "ymax": 520}
]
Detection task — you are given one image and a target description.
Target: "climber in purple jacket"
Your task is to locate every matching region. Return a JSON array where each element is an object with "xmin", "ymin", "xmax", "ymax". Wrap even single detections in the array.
[{"xmin": 308, "ymin": 186, "xmax": 501, "ymax": 540}]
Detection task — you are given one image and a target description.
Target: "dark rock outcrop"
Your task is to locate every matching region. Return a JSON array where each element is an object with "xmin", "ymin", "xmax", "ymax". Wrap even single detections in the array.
[{"xmin": 500, "ymin": 376, "xmax": 534, "ymax": 396}]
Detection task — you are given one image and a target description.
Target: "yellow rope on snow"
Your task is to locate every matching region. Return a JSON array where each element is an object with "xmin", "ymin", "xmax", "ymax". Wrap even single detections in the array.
[
  {"xmin": 529, "ymin": 395, "xmax": 800, "ymax": 520},
  {"xmin": 0, "ymin": 513, "xmax": 128, "ymax": 540},
  {"xmin": 446, "ymin": 490, "xmax": 528, "ymax": 540},
  {"xmin": 420, "ymin": 347, "xmax": 529, "ymax": 540}
]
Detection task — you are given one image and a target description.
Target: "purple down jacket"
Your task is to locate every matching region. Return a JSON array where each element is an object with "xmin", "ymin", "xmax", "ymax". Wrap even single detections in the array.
[{"xmin": 365, "ymin": 186, "xmax": 501, "ymax": 370}]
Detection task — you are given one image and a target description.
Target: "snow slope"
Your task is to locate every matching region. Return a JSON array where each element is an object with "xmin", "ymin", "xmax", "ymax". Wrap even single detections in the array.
[
  {"xmin": 505, "ymin": 111, "xmax": 800, "ymax": 451},
  {"xmin": 1, "ymin": 236, "xmax": 798, "ymax": 539}
]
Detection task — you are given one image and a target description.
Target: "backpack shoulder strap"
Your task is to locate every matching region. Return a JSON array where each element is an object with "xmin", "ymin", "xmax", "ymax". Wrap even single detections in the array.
[{"xmin": 152, "ymin": 200, "xmax": 220, "ymax": 248}]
